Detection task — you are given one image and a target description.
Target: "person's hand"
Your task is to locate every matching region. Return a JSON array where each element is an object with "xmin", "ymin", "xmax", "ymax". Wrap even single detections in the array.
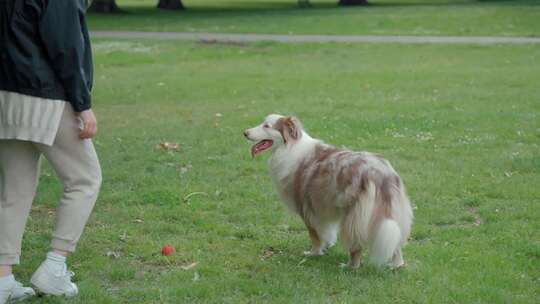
[{"xmin": 78, "ymin": 109, "xmax": 97, "ymax": 139}]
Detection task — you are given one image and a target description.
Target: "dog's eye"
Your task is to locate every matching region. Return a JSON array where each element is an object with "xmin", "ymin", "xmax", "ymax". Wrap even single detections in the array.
[{"xmin": 263, "ymin": 123, "xmax": 270, "ymax": 128}]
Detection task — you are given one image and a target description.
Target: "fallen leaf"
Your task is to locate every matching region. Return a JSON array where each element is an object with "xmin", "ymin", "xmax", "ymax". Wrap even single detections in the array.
[
  {"xmin": 157, "ymin": 142, "xmax": 180, "ymax": 151},
  {"xmin": 183, "ymin": 192, "xmax": 208, "ymax": 203},
  {"xmin": 474, "ymin": 217, "xmax": 482, "ymax": 226},
  {"xmin": 119, "ymin": 231, "xmax": 127, "ymax": 242},
  {"xmin": 193, "ymin": 271, "xmax": 200, "ymax": 282},
  {"xmin": 504, "ymin": 171, "xmax": 516, "ymax": 177},
  {"xmin": 215, "ymin": 113, "xmax": 223, "ymax": 118},
  {"xmin": 106, "ymin": 251, "xmax": 121, "ymax": 259},
  {"xmin": 261, "ymin": 247, "xmax": 281, "ymax": 260},
  {"xmin": 214, "ymin": 190, "xmax": 222, "ymax": 198},
  {"xmin": 181, "ymin": 262, "xmax": 199, "ymax": 270},
  {"xmin": 133, "ymin": 218, "xmax": 144, "ymax": 223},
  {"xmin": 261, "ymin": 251, "xmax": 274, "ymax": 259}
]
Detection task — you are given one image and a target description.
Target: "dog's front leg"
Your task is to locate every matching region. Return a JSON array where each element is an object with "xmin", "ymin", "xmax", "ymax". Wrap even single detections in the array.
[
  {"xmin": 339, "ymin": 249, "xmax": 362, "ymax": 269},
  {"xmin": 304, "ymin": 226, "xmax": 324, "ymax": 256},
  {"xmin": 347, "ymin": 248, "xmax": 362, "ymax": 268}
]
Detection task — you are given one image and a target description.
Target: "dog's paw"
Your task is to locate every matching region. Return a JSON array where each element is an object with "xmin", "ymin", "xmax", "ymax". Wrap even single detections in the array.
[
  {"xmin": 392, "ymin": 262, "xmax": 407, "ymax": 270},
  {"xmin": 303, "ymin": 250, "xmax": 324, "ymax": 256},
  {"xmin": 323, "ymin": 242, "xmax": 336, "ymax": 251}
]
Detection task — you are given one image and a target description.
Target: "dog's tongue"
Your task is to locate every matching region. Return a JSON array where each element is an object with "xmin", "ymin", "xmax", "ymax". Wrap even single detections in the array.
[{"xmin": 251, "ymin": 140, "xmax": 273, "ymax": 157}]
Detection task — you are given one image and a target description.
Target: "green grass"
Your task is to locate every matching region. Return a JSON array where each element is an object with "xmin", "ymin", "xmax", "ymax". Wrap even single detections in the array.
[
  {"xmin": 13, "ymin": 39, "xmax": 539, "ymax": 303},
  {"xmin": 87, "ymin": 0, "xmax": 540, "ymax": 37}
]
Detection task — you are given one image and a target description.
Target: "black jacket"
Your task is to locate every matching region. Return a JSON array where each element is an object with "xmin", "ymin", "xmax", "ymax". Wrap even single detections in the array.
[{"xmin": 0, "ymin": 0, "xmax": 93, "ymax": 112}]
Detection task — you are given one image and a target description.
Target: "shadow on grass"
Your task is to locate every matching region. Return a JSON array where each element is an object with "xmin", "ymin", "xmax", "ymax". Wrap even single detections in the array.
[
  {"xmin": 266, "ymin": 244, "xmax": 407, "ymax": 278},
  {"xmin": 87, "ymin": 0, "xmax": 539, "ymax": 35},
  {"xmin": 90, "ymin": 2, "xmax": 337, "ymax": 16},
  {"xmin": 88, "ymin": 0, "xmax": 539, "ymax": 16},
  {"xmin": 375, "ymin": 0, "xmax": 540, "ymax": 7}
]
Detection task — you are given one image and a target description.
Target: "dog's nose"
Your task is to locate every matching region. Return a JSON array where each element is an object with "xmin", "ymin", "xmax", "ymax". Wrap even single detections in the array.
[{"xmin": 243, "ymin": 130, "xmax": 249, "ymax": 138}]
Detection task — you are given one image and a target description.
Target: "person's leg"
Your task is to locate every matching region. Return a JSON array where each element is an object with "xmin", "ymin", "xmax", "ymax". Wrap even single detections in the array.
[
  {"xmin": 37, "ymin": 105, "xmax": 102, "ymax": 253},
  {"xmin": 0, "ymin": 266, "xmax": 11, "ymax": 278},
  {"xmin": 30, "ymin": 105, "xmax": 101, "ymax": 297},
  {"xmin": 0, "ymin": 139, "xmax": 40, "ymax": 302},
  {"xmin": 0, "ymin": 140, "xmax": 41, "ymax": 269}
]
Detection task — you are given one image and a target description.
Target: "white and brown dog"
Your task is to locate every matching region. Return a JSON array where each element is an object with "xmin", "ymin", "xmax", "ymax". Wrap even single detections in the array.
[{"xmin": 244, "ymin": 114, "xmax": 413, "ymax": 268}]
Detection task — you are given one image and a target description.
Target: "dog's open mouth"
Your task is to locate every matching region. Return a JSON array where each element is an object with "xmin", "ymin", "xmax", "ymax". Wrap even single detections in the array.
[{"xmin": 251, "ymin": 140, "xmax": 273, "ymax": 157}]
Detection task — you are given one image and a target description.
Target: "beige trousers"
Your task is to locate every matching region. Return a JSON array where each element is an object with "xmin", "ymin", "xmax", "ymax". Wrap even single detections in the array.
[{"xmin": 0, "ymin": 106, "xmax": 102, "ymax": 265}]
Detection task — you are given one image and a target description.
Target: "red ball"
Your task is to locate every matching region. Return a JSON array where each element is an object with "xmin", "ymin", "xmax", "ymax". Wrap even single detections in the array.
[{"xmin": 161, "ymin": 244, "xmax": 175, "ymax": 256}]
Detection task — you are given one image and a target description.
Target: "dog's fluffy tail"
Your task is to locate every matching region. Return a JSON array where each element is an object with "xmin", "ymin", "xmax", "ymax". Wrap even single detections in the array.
[
  {"xmin": 341, "ymin": 179, "xmax": 411, "ymax": 268},
  {"xmin": 369, "ymin": 219, "xmax": 401, "ymax": 267}
]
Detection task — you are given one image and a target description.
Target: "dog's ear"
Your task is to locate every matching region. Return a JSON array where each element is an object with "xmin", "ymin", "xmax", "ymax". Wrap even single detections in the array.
[{"xmin": 275, "ymin": 116, "xmax": 303, "ymax": 144}]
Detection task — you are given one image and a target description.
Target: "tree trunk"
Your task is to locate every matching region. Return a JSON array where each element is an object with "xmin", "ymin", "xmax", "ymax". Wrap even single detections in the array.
[
  {"xmin": 157, "ymin": 0, "xmax": 185, "ymax": 10},
  {"xmin": 338, "ymin": 0, "xmax": 369, "ymax": 6},
  {"xmin": 88, "ymin": 0, "xmax": 121, "ymax": 13}
]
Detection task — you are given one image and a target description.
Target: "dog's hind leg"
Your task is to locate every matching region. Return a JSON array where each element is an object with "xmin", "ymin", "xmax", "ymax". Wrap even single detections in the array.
[
  {"xmin": 319, "ymin": 222, "xmax": 339, "ymax": 251},
  {"xmin": 340, "ymin": 216, "xmax": 364, "ymax": 268},
  {"xmin": 392, "ymin": 248, "xmax": 405, "ymax": 269},
  {"xmin": 340, "ymin": 222, "xmax": 363, "ymax": 268},
  {"xmin": 347, "ymin": 248, "xmax": 362, "ymax": 268}
]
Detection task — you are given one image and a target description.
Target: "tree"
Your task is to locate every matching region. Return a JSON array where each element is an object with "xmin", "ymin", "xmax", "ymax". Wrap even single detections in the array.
[
  {"xmin": 88, "ymin": 0, "xmax": 121, "ymax": 13},
  {"xmin": 157, "ymin": 0, "xmax": 185, "ymax": 10}
]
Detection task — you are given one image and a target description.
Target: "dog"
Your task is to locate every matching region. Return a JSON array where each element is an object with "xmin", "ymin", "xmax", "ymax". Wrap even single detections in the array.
[{"xmin": 244, "ymin": 114, "xmax": 413, "ymax": 268}]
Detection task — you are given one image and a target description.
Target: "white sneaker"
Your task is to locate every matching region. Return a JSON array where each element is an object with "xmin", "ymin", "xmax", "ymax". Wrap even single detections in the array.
[
  {"xmin": 0, "ymin": 279, "xmax": 35, "ymax": 304},
  {"xmin": 0, "ymin": 288, "xmax": 10, "ymax": 304},
  {"xmin": 30, "ymin": 262, "xmax": 78, "ymax": 297},
  {"xmin": 9, "ymin": 281, "xmax": 35, "ymax": 303}
]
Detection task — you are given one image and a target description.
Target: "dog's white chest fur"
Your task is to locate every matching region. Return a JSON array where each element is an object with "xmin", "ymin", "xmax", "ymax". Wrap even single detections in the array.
[{"xmin": 267, "ymin": 133, "xmax": 318, "ymax": 211}]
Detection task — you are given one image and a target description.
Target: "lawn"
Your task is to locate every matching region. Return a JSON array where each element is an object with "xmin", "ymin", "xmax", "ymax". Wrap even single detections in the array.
[
  {"xmin": 11, "ymin": 38, "xmax": 539, "ymax": 303},
  {"xmin": 87, "ymin": 0, "xmax": 540, "ymax": 37}
]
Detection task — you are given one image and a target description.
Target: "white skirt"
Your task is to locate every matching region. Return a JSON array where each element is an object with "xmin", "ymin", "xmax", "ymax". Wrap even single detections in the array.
[{"xmin": 0, "ymin": 90, "xmax": 66, "ymax": 146}]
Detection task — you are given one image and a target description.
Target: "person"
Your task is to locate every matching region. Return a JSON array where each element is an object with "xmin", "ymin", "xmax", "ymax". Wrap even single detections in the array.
[{"xmin": 0, "ymin": 0, "xmax": 101, "ymax": 302}]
